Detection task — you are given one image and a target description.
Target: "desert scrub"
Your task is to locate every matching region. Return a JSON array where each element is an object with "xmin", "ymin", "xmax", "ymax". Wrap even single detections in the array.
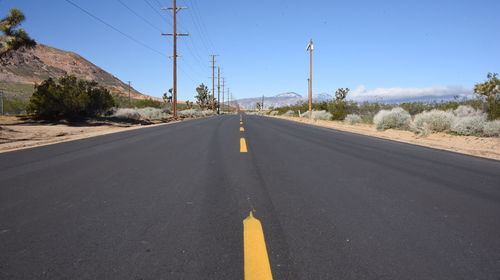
[
  {"xmin": 200, "ymin": 110, "xmax": 215, "ymax": 117},
  {"xmin": 178, "ymin": 109, "xmax": 199, "ymax": 118},
  {"xmin": 300, "ymin": 110, "xmax": 332, "ymax": 120},
  {"xmin": 482, "ymin": 120, "xmax": 500, "ymax": 137},
  {"xmin": 113, "ymin": 108, "xmax": 140, "ymax": 120},
  {"xmin": 412, "ymin": 110, "xmax": 455, "ymax": 136},
  {"xmin": 453, "ymin": 105, "xmax": 485, "ymax": 118},
  {"xmin": 283, "ymin": 110, "xmax": 295, "ymax": 117},
  {"xmin": 450, "ymin": 115, "xmax": 486, "ymax": 136},
  {"xmin": 269, "ymin": 111, "xmax": 278, "ymax": 116},
  {"xmin": 373, "ymin": 107, "xmax": 411, "ymax": 131},
  {"xmin": 344, "ymin": 114, "xmax": 362, "ymax": 125},
  {"xmin": 136, "ymin": 107, "xmax": 163, "ymax": 120}
]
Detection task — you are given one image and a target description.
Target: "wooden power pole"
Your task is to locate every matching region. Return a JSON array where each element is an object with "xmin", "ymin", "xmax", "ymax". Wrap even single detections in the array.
[
  {"xmin": 307, "ymin": 39, "xmax": 313, "ymax": 118},
  {"xmin": 127, "ymin": 81, "xmax": 131, "ymax": 103},
  {"xmin": 162, "ymin": 0, "xmax": 188, "ymax": 119},
  {"xmin": 209, "ymin": 54, "xmax": 218, "ymax": 111},
  {"xmin": 221, "ymin": 77, "xmax": 225, "ymax": 113},
  {"xmin": 217, "ymin": 67, "xmax": 221, "ymax": 114}
]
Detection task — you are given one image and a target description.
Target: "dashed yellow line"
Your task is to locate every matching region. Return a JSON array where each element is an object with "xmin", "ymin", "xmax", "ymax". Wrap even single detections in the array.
[
  {"xmin": 240, "ymin": 138, "xmax": 248, "ymax": 152},
  {"xmin": 243, "ymin": 212, "xmax": 273, "ymax": 280},
  {"xmin": 240, "ymin": 127, "xmax": 245, "ymax": 132}
]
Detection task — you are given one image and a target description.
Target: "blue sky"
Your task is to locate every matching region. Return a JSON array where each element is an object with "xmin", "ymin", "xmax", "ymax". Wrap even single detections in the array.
[{"xmin": 1, "ymin": 0, "xmax": 499, "ymax": 101}]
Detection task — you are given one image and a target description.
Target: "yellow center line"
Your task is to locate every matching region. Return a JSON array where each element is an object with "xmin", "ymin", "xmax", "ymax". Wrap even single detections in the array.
[
  {"xmin": 240, "ymin": 127, "xmax": 245, "ymax": 132},
  {"xmin": 243, "ymin": 212, "xmax": 273, "ymax": 280},
  {"xmin": 240, "ymin": 138, "xmax": 248, "ymax": 152}
]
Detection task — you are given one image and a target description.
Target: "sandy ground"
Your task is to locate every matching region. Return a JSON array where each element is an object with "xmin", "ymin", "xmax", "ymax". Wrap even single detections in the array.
[
  {"xmin": 270, "ymin": 116, "xmax": 500, "ymax": 161},
  {"xmin": 0, "ymin": 116, "xmax": 176, "ymax": 153}
]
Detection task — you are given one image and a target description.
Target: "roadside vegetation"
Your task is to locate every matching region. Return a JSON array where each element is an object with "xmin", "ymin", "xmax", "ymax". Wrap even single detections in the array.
[{"xmin": 261, "ymin": 73, "xmax": 500, "ymax": 137}]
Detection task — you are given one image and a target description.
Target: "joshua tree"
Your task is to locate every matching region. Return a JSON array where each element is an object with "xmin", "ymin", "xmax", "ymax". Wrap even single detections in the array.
[
  {"xmin": 335, "ymin": 88, "xmax": 350, "ymax": 101},
  {"xmin": 474, "ymin": 73, "xmax": 500, "ymax": 120},
  {"xmin": 0, "ymin": 8, "xmax": 36, "ymax": 58},
  {"xmin": 195, "ymin": 83, "xmax": 210, "ymax": 110}
]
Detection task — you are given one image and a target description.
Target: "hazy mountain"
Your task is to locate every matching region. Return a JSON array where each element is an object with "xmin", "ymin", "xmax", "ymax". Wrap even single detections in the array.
[
  {"xmin": 236, "ymin": 92, "xmax": 333, "ymax": 109},
  {"xmin": 0, "ymin": 43, "xmax": 158, "ymax": 100}
]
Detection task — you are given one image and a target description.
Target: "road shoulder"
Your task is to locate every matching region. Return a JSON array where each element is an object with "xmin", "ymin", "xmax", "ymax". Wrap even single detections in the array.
[{"xmin": 267, "ymin": 115, "xmax": 500, "ymax": 161}]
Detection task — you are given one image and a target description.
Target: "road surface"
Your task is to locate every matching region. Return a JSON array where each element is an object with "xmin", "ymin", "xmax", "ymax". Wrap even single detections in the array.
[{"xmin": 1, "ymin": 114, "xmax": 499, "ymax": 279}]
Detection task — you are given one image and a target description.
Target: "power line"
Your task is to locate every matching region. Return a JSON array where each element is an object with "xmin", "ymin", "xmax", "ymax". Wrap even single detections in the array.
[
  {"xmin": 65, "ymin": 0, "xmax": 197, "ymax": 85},
  {"xmin": 64, "ymin": 0, "xmax": 165, "ymax": 57},
  {"xmin": 116, "ymin": 0, "xmax": 163, "ymax": 33},
  {"xmin": 143, "ymin": 0, "xmax": 169, "ymax": 23}
]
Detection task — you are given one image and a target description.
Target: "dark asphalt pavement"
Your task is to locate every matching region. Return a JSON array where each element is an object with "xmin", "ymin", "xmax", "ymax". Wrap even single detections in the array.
[{"xmin": 1, "ymin": 114, "xmax": 499, "ymax": 279}]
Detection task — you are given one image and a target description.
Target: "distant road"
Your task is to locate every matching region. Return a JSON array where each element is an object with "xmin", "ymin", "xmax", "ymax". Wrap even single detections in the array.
[{"xmin": 1, "ymin": 114, "xmax": 499, "ymax": 279}]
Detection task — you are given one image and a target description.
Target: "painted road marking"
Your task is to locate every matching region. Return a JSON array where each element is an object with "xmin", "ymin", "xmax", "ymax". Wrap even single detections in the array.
[
  {"xmin": 240, "ymin": 127, "xmax": 245, "ymax": 132},
  {"xmin": 243, "ymin": 212, "xmax": 273, "ymax": 280},
  {"xmin": 240, "ymin": 138, "xmax": 248, "ymax": 153},
  {"xmin": 240, "ymin": 121, "xmax": 243, "ymax": 125}
]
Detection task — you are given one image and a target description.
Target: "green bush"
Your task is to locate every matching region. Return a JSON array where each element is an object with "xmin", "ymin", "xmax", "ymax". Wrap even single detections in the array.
[
  {"xmin": 328, "ymin": 100, "xmax": 348, "ymax": 120},
  {"xmin": 28, "ymin": 75, "xmax": 115, "ymax": 120}
]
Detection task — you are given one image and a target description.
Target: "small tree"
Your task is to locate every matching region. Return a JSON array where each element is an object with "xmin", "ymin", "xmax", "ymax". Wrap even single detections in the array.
[
  {"xmin": 185, "ymin": 100, "xmax": 193, "ymax": 109},
  {"xmin": 28, "ymin": 75, "xmax": 114, "ymax": 120},
  {"xmin": 255, "ymin": 102, "xmax": 262, "ymax": 111},
  {"xmin": 0, "ymin": 8, "xmax": 36, "ymax": 57},
  {"xmin": 195, "ymin": 83, "xmax": 210, "ymax": 110},
  {"xmin": 329, "ymin": 88, "xmax": 350, "ymax": 120},
  {"xmin": 474, "ymin": 73, "xmax": 500, "ymax": 120}
]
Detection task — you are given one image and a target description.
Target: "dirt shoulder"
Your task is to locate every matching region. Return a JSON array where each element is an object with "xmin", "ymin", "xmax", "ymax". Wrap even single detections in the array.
[
  {"xmin": 269, "ymin": 116, "xmax": 500, "ymax": 161},
  {"xmin": 0, "ymin": 116, "xmax": 178, "ymax": 153}
]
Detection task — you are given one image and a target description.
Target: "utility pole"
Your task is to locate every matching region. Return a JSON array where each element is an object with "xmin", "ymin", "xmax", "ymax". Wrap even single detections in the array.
[
  {"xmin": 227, "ymin": 88, "xmax": 230, "ymax": 112},
  {"xmin": 162, "ymin": 0, "xmax": 188, "ymax": 119},
  {"xmin": 221, "ymin": 77, "xmax": 225, "ymax": 113},
  {"xmin": 262, "ymin": 95, "xmax": 264, "ymax": 111},
  {"xmin": 209, "ymin": 54, "xmax": 218, "ymax": 111},
  {"xmin": 127, "ymin": 81, "xmax": 131, "ymax": 103},
  {"xmin": 307, "ymin": 39, "xmax": 313, "ymax": 118},
  {"xmin": 217, "ymin": 67, "xmax": 221, "ymax": 114}
]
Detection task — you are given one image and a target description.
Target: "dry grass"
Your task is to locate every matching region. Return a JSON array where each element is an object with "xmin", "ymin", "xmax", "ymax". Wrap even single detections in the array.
[{"xmin": 0, "ymin": 116, "xmax": 175, "ymax": 153}]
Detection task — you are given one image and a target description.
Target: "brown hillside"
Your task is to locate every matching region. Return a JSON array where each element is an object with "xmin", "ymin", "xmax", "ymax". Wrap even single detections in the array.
[{"xmin": 0, "ymin": 43, "xmax": 160, "ymax": 101}]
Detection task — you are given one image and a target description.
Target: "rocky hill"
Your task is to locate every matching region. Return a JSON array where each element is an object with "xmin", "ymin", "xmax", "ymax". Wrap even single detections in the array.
[{"xmin": 0, "ymin": 43, "xmax": 157, "ymax": 100}]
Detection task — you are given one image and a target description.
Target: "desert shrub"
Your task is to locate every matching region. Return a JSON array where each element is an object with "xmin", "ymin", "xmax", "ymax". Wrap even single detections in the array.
[
  {"xmin": 312, "ymin": 110, "xmax": 332, "ymax": 120},
  {"xmin": 136, "ymin": 107, "xmax": 163, "ymax": 120},
  {"xmin": 328, "ymin": 100, "xmax": 348, "ymax": 120},
  {"xmin": 113, "ymin": 108, "xmax": 140, "ymax": 120},
  {"xmin": 200, "ymin": 110, "xmax": 215, "ymax": 117},
  {"xmin": 282, "ymin": 110, "xmax": 295, "ymax": 117},
  {"xmin": 412, "ymin": 110, "xmax": 455, "ymax": 136},
  {"xmin": 450, "ymin": 115, "xmax": 486, "ymax": 136},
  {"xmin": 269, "ymin": 111, "xmax": 278, "ymax": 116},
  {"xmin": 28, "ymin": 75, "xmax": 115, "ymax": 120},
  {"xmin": 373, "ymin": 107, "xmax": 411, "ymax": 131},
  {"xmin": 2, "ymin": 96, "xmax": 29, "ymax": 115},
  {"xmin": 453, "ymin": 105, "xmax": 485, "ymax": 118},
  {"xmin": 482, "ymin": 120, "xmax": 500, "ymax": 137},
  {"xmin": 344, "ymin": 114, "xmax": 362, "ymax": 125},
  {"xmin": 178, "ymin": 109, "xmax": 199, "ymax": 118}
]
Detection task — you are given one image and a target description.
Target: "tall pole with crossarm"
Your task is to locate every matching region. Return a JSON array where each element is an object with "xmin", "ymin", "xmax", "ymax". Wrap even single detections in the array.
[
  {"xmin": 162, "ymin": 0, "xmax": 188, "ymax": 119},
  {"xmin": 307, "ymin": 39, "xmax": 313, "ymax": 119}
]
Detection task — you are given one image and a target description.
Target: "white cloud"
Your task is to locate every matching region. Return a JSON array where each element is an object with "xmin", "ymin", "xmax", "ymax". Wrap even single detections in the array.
[{"xmin": 349, "ymin": 85, "xmax": 473, "ymax": 101}]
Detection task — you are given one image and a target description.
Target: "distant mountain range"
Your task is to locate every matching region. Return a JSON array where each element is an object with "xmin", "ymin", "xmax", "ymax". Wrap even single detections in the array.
[
  {"xmin": 0, "ymin": 43, "xmax": 159, "ymax": 100},
  {"xmin": 236, "ymin": 92, "xmax": 333, "ymax": 109},
  {"xmin": 236, "ymin": 90, "xmax": 473, "ymax": 109}
]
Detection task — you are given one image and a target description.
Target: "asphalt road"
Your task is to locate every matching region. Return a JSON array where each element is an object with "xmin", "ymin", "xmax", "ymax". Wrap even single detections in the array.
[{"xmin": 1, "ymin": 114, "xmax": 499, "ymax": 279}]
